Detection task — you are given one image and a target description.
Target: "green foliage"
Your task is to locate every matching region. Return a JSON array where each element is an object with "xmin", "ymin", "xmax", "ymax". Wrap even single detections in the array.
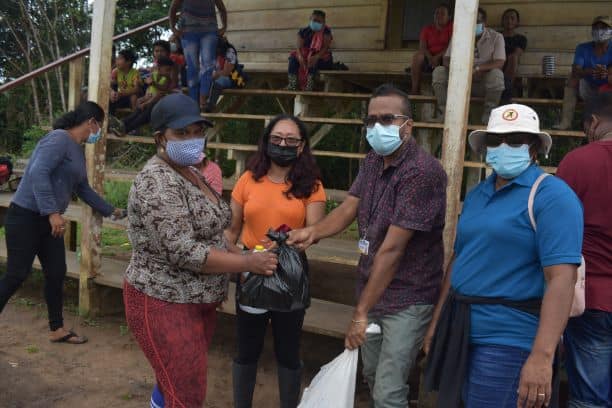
[
  {"xmin": 20, "ymin": 126, "xmax": 48, "ymax": 158},
  {"xmin": 114, "ymin": 0, "xmax": 173, "ymax": 65},
  {"xmin": 103, "ymin": 180, "xmax": 132, "ymax": 208}
]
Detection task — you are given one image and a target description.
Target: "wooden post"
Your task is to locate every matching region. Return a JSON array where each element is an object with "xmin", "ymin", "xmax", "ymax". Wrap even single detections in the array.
[
  {"xmin": 79, "ymin": 0, "xmax": 116, "ymax": 316},
  {"xmin": 65, "ymin": 57, "xmax": 85, "ymax": 252},
  {"xmin": 440, "ymin": 0, "xmax": 478, "ymax": 268}
]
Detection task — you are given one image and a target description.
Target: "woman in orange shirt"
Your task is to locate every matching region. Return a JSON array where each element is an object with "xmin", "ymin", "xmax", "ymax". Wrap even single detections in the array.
[{"xmin": 226, "ymin": 114, "xmax": 326, "ymax": 408}]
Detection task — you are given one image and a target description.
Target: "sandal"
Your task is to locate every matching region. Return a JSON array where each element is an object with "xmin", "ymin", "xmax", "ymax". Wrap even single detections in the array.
[{"xmin": 50, "ymin": 330, "xmax": 88, "ymax": 344}]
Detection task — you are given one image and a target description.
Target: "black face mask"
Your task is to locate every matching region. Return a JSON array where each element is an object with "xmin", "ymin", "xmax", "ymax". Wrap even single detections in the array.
[{"xmin": 267, "ymin": 143, "xmax": 298, "ymax": 167}]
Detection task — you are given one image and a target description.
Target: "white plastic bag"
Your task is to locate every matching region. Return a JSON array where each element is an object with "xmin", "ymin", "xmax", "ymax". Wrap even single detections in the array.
[
  {"xmin": 298, "ymin": 348, "xmax": 358, "ymax": 408},
  {"xmin": 298, "ymin": 324, "xmax": 380, "ymax": 408}
]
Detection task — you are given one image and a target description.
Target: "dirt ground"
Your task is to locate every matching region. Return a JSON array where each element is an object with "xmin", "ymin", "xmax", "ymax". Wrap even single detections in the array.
[{"xmin": 0, "ymin": 284, "xmax": 373, "ymax": 408}]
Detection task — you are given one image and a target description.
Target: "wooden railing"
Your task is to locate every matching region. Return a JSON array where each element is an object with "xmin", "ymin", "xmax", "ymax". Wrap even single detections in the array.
[{"xmin": 0, "ymin": 16, "xmax": 170, "ymax": 94}]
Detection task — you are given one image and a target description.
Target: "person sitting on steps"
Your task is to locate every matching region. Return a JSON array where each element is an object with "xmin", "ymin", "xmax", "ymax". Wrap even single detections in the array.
[
  {"xmin": 500, "ymin": 8, "xmax": 527, "ymax": 104},
  {"xmin": 554, "ymin": 15, "xmax": 612, "ymax": 130},
  {"xmin": 410, "ymin": 3, "xmax": 453, "ymax": 95},
  {"xmin": 287, "ymin": 10, "xmax": 333, "ymax": 92},
  {"xmin": 432, "ymin": 7, "xmax": 506, "ymax": 125},
  {"xmin": 110, "ymin": 49, "xmax": 141, "ymax": 114},
  {"xmin": 109, "ymin": 57, "xmax": 174, "ymax": 136}
]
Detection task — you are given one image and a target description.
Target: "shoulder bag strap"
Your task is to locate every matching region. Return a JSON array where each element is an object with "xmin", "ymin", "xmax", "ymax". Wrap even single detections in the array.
[{"xmin": 528, "ymin": 173, "xmax": 552, "ymax": 231}]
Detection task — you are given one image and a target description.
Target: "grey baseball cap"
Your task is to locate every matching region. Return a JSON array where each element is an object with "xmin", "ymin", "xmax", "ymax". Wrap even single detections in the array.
[{"xmin": 150, "ymin": 93, "xmax": 213, "ymax": 131}]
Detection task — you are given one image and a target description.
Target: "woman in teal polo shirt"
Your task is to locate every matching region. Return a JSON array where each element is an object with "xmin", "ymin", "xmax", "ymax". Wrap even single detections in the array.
[{"xmin": 424, "ymin": 104, "xmax": 583, "ymax": 408}]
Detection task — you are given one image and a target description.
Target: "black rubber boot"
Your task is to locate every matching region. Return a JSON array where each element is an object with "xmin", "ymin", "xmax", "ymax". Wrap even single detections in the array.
[
  {"xmin": 277, "ymin": 363, "xmax": 302, "ymax": 408},
  {"xmin": 233, "ymin": 361, "xmax": 258, "ymax": 408}
]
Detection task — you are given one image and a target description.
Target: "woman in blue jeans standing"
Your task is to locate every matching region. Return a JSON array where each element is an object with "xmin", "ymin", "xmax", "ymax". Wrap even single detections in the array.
[
  {"xmin": 169, "ymin": 0, "xmax": 227, "ymax": 110},
  {"xmin": 424, "ymin": 104, "xmax": 584, "ymax": 408}
]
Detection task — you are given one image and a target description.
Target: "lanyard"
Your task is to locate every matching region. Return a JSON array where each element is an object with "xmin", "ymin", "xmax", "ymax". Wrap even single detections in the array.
[{"xmin": 360, "ymin": 173, "xmax": 393, "ymax": 239}]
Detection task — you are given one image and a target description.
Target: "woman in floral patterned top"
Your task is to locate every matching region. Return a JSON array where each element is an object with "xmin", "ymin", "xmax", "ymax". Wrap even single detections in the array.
[{"xmin": 123, "ymin": 93, "xmax": 277, "ymax": 408}]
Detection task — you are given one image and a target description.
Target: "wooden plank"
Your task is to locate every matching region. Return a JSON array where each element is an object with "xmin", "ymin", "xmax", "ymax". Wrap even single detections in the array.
[
  {"xmin": 484, "ymin": 2, "xmax": 611, "ymax": 26},
  {"xmin": 516, "ymin": 26, "xmax": 590, "ymax": 52},
  {"xmin": 228, "ymin": 5, "xmax": 381, "ymax": 31},
  {"xmin": 441, "ymin": 0, "xmax": 478, "ymax": 268},
  {"xmin": 80, "ymin": 0, "xmax": 116, "ymax": 316},
  {"xmin": 230, "ymin": 27, "xmax": 382, "ymax": 51},
  {"xmin": 0, "ymin": 241, "xmax": 353, "ymax": 338},
  {"xmin": 66, "ymin": 57, "xmax": 85, "ymax": 252},
  {"xmin": 221, "ymin": 88, "xmax": 565, "ymax": 105},
  {"xmin": 225, "ymin": 0, "xmax": 378, "ymax": 12}
]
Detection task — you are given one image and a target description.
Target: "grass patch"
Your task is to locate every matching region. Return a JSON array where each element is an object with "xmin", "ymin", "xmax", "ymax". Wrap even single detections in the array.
[
  {"xmin": 103, "ymin": 180, "xmax": 131, "ymax": 209},
  {"xmin": 25, "ymin": 345, "xmax": 39, "ymax": 354},
  {"xmin": 120, "ymin": 393, "xmax": 134, "ymax": 401},
  {"xmin": 119, "ymin": 325, "xmax": 129, "ymax": 336}
]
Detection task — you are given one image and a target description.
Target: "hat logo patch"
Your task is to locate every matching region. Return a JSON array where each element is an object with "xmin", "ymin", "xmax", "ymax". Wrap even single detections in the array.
[{"xmin": 502, "ymin": 109, "xmax": 519, "ymax": 121}]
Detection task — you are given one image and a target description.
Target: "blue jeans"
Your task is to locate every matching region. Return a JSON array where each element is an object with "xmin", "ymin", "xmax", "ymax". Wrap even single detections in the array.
[
  {"xmin": 463, "ymin": 344, "xmax": 530, "ymax": 408},
  {"xmin": 564, "ymin": 310, "xmax": 612, "ymax": 407},
  {"xmin": 181, "ymin": 31, "xmax": 218, "ymax": 102}
]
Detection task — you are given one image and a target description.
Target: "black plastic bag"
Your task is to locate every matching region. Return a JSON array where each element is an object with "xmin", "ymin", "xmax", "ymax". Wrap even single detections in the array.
[{"xmin": 238, "ymin": 230, "xmax": 310, "ymax": 312}]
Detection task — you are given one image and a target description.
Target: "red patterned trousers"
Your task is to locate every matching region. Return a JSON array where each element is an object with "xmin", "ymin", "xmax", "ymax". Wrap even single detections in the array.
[{"xmin": 124, "ymin": 281, "xmax": 218, "ymax": 408}]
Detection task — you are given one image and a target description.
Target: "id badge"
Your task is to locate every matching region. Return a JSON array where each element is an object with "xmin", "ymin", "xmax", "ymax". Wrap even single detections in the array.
[{"xmin": 358, "ymin": 238, "xmax": 370, "ymax": 256}]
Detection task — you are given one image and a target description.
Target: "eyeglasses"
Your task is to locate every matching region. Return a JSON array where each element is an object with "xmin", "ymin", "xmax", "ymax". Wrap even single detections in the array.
[
  {"xmin": 484, "ymin": 132, "xmax": 536, "ymax": 148},
  {"xmin": 363, "ymin": 114, "xmax": 410, "ymax": 128},
  {"xmin": 270, "ymin": 135, "xmax": 303, "ymax": 147}
]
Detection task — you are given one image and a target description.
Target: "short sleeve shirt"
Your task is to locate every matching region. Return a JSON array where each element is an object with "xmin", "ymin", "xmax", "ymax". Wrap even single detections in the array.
[
  {"xmin": 556, "ymin": 141, "xmax": 612, "ymax": 312},
  {"xmin": 231, "ymin": 171, "xmax": 326, "ymax": 249},
  {"xmin": 420, "ymin": 22, "xmax": 453, "ymax": 56},
  {"xmin": 504, "ymin": 33, "xmax": 527, "ymax": 55},
  {"xmin": 573, "ymin": 41, "xmax": 612, "ymax": 86},
  {"xmin": 446, "ymin": 27, "xmax": 506, "ymax": 65},
  {"xmin": 348, "ymin": 138, "xmax": 447, "ymax": 316},
  {"xmin": 451, "ymin": 165, "xmax": 583, "ymax": 351},
  {"xmin": 114, "ymin": 68, "xmax": 140, "ymax": 94}
]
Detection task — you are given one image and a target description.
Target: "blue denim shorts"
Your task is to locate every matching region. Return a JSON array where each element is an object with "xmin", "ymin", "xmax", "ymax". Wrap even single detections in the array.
[{"xmin": 564, "ymin": 309, "xmax": 612, "ymax": 407}]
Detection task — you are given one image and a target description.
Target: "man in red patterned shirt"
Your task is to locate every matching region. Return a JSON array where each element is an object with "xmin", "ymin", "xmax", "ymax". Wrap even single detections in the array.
[{"xmin": 289, "ymin": 84, "xmax": 447, "ymax": 407}]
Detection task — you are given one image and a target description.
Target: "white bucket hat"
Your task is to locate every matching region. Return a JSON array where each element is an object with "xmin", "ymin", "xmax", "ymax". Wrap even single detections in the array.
[{"xmin": 468, "ymin": 104, "xmax": 552, "ymax": 155}]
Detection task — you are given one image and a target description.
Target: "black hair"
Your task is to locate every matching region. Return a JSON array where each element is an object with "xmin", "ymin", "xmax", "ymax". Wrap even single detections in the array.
[
  {"xmin": 435, "ymin": 3, "xmax": 451, "ymax": 15},
  {"xmin": 247, "ymin": 114, "xmax": 322, "ymax": 199},
  {"xmin": 478, "ymin": 7, "xmax": 487, "ymax": 21},
  {"xmin": 216, "ymin": 35, "xmax": 237, "ymax": 58},
  {"xmin": 502, "ymin": 8, "xmax": 520, "ymax": 22},
  {"xmin": 369, "ymin": 83, "xmax": 413, "ymax": 117},
  {"xmin": 312, "ymin": 10, "xmax": 326, "ymax": 18},
  {"xmin": 118, "ymin": 49, "xmax": 136, "ymax": 65},
  {"xmin": 584, "ymin": 92, "xmax": 612, "ymax": 121},
  {"xmin": 153, "ymin": 40, "xmax": 171, "ymax": 54},
  {"xmin": 156, "ymin": 56, "xmax": 174, "ymax": 67},
  {"xmin": 53, "ymin": 101, "xmax": 104, "ymax": 130}
]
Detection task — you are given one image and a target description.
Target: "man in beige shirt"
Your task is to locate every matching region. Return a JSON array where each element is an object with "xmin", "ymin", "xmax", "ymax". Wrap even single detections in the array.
[{"xmin": 432, "ymin": 7, "xmax": 506, "ymax": 124}]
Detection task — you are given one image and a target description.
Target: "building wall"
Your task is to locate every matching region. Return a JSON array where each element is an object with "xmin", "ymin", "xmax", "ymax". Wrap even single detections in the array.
[{"xmin": 226, "ymin": 0, "xmax": 609, "ymax": 73}]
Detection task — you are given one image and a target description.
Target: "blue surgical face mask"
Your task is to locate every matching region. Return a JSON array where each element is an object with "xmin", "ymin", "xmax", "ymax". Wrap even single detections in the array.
[
  {"xmin": 166, "ymin": 138, "xmax": 206, "ymax": 166},
  {"xmin": 309, "ymin": 20, "xmax": 323, "ymax": 32},
  {"xmin": 485, "ymin": 143, "xmax": 532, "ymax": 179},
  {"xmin": 170, "ymin": 42, "xmax": 178, "ymax": 53},
  {"xmin": 86, "ymin": 128, "xmax": 102, "ymax": 144},
  {"xmin": 475, "ymin": 23, "xmax": 484, "ymax": 36},
  {"xmin": 366, "ymin": 122, "xmax": 407, "ymax": 156}
]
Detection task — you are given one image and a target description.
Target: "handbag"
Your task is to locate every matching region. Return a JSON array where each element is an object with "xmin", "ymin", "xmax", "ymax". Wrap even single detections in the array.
[{"xmin": 528, "ymin": 173, "xmax": 585, "ymax": 317}]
